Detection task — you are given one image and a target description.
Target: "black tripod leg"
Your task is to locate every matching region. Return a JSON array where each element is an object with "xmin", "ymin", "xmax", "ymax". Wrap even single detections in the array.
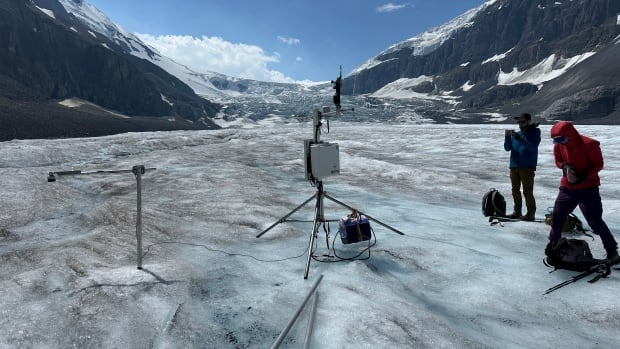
[
  {"xmin": 256, "ymin": 194, "xmax": 317, "ymax": 238},
  {"xmin": 304, "ymin": 198, "xmax": 322, "ymax": 279},
  {"xmin": 324, "ymin": 193, "xmax": 405, "ymax": 236}
]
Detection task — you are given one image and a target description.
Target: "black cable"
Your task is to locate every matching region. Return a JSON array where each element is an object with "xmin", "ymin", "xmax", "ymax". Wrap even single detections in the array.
[
  {"xmin": 332, "ymin": 228, "xmax": 376, "ymax": 261},
  {"xmin": 141, "ymin": 221, "xmax": 377, "ymax": 265},
  {"xmin": 311, "ymin": 224, "xmax": 377, "ymax": 263},
  {"xmin": 142, "ymin": 241, "xmax": 307, "ymax": 263}
]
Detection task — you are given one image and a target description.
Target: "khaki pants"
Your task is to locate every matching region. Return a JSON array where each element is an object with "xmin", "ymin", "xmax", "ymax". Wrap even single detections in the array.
[{"xmin": 510, "ymin": 167, "xmax": 536, "ymax": 217}]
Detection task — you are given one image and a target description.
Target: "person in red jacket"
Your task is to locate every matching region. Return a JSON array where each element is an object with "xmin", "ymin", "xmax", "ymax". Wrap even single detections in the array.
[{"xmin": 547, "ymin": 121, "xmax": 619, "ymax": 264}]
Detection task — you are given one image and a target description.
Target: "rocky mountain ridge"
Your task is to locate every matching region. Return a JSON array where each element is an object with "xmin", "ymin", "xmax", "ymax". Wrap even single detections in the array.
[
  {"xmin": 0, "ymin": 0, "xmax": 220, "ymax": 141},
  {"xmin": 344, "ymin": 0, "xmax": 620, "ymax": 123}
]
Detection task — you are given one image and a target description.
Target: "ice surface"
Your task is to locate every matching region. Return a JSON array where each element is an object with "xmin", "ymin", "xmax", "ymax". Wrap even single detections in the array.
[{"xmin": 1, "ymin": 123, "xmax": 619, "ymax": 348}]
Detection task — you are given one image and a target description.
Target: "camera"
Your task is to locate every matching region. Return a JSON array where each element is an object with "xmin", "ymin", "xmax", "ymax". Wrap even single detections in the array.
[{"xmin": 505, "ymin": 129, "xmax": 515, "ymax": 136}]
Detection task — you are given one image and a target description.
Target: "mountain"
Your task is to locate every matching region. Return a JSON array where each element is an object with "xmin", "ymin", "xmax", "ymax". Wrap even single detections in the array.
[
  {"xmin": 0, "ymin": 0, "xmax": 220, "ymax": 141},
  {"xmin": 4, "ymin": 0, "xmax": 620, "ymax": 141},
  {"xmin": 49, "ymin": 0, "xmax": 342, "ymax": 127},
  {"xmin": 344, "ymin": 0, "xmax": 620, "ymax": 123}
]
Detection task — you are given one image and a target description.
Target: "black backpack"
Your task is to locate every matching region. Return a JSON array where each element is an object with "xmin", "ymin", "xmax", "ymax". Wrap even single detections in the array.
[
  {"xmin": 544, "ymin": 238, "xmax": 605, "ymax": 271},
  {"xmin": 482, "ymin": 188, "xmax": 506, "ymax": 217}
]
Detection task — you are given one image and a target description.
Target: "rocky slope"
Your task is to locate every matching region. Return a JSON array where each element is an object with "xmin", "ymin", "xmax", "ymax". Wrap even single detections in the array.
[
  {"xmin": 344, "ymin": 0, "xmax": 620, "ymax": 123},
  {"xmin": 0, "ymin": 0, "xmax": 220, "ymax": 141}
]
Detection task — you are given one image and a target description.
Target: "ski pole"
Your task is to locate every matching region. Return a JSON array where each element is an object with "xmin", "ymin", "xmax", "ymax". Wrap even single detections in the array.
[{"xmin": 544, "ymin": 264, "xmax": 610, "ymax": 295}]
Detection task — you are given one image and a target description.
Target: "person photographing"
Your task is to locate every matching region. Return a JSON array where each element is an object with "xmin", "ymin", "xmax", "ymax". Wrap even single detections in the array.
[{"xmin": 504, "ymin": 113, "xmax": 541, "ymax": 221}]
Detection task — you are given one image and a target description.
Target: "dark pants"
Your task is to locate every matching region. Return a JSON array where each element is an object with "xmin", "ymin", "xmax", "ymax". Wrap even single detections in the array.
[
  {"xmin": 549, "ymin": 186, "xmax": 618, "ymax": 252},
  {"xmin": 510, "ymin": 167, "xmax": 536, "ymax": 217}
]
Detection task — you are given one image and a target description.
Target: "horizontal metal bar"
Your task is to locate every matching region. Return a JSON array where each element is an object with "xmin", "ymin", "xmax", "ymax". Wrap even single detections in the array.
[
  {"xmin": 47, "ymin": 167, "xmax": 156, "ymax": 182},
  {"xmin": 50, "ymin": 167, "xmax": 156, "ymax": 176}
]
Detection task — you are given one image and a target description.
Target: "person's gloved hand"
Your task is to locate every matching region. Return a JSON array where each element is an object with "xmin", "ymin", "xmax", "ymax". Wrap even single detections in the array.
[
  {"xmin": 545, "ymin": 240, "xmax": 558, "ymax": 257},
  {"xmin": 562, "ymin": 164, "xmax": 579, "ymax": 183}
]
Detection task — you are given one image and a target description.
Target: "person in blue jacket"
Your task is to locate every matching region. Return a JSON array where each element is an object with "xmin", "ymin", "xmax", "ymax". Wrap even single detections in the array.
[{"xmin": 504, "ymin": 113, "xmax": 541, "ymax": 220}]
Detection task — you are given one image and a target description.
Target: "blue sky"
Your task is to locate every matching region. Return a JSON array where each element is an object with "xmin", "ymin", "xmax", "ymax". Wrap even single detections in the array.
[{"xmin": 87, "ymin": 0, "xmax": 490, "ymax": 82}]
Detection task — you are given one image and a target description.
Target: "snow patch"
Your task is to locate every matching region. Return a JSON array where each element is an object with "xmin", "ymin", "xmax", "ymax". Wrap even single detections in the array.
[
  {"xmin": 461, "ymin": 81, "xmax": 475, "ymax": 92},
  {"xmin": 370, "ymin": 76, "xmax": 435, "ymax": 100},
  {"xmin": 160, "ymin": 94, "xmax": 174, "ymax": 107},
  {"xmin": 350, "ymin": 58, "xmax": 398, "ymax": 76},
  {"xmin": 367, "ymin": 76, "xmax": 466, "ymax": 106},
  {"xmin": 482, "ymin": 48, "xmax": 514, "ymax": 64},
  {"xmin": 58, "ymin": 98, "xmax": 130, "ymax": 118},
  {"xmin": 483, "ymin": 112, "xmax": 509, "ymax": 122},
  {"xmin": 35, "ymin": 6, "xmax": 55, "ymax": 19},
  {"xmin": 497, "ymin": 52, "xmax": 595, "ymax": 88}
]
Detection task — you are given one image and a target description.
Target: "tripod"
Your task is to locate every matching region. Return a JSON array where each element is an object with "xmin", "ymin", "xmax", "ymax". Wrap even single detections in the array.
[{"xmin": 256, "ymin": 108, "xmax": 404, "ymax": 279}]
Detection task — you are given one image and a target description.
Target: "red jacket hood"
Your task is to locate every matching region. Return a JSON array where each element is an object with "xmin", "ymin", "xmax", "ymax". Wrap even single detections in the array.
[
  {"xmin": 550, "ymin": 121, "xmax": 582, "ymax": 146},
  {"xmin": 550, "ymin": 121, "xmax": 603, "ymax": 189}
]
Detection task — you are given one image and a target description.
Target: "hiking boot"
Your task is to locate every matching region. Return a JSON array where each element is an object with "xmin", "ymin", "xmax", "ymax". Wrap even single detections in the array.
[
  {"xmin": 519, "ymin": 215, "xmax": 535, "ymax": 221},
  {"xmin": 507, "ymin": 212, "xmax": 521, "ymax": 219},
  {"xmin": 606, "ymin": 249, "xmax": 620, "ymax": 265}
]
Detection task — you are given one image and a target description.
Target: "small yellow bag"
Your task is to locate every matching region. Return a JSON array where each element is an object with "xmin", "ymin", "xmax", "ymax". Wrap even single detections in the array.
[{"xmin": 544, "ymin": 210, "xmax": 581, "ymax": 233}]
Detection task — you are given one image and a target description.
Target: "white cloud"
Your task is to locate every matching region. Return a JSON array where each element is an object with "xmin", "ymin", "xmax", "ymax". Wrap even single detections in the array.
[
  {"xmin": 277, "ymin": 35, "xmax": 300, "ymax": 45},
  {"xmin": 376, "ymin": 3, "xmax": 408, "ymax": 13},
  {"xmin": 136, "ymin": 33, "xmax": 295, "ymax": 83}
]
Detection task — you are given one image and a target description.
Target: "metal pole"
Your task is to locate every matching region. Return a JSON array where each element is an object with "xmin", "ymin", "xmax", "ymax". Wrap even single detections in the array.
[
  {"xmin": 256, "ymin": 194, "xmax": 316, "ymax": 238},
  {"xmin": 317, "ymin": 182, "xmax": 324, "ymax": 222},
  {"xmin": 133, "ymin": 165, "xmax": 145, "ymax": 269},
  {"xmin": 304, "ymin": 198, "xmax": 321, "ymax": 280},
  {"xmin": 317, "ymin": 182, "xmax": 330, "ymax": 252},
  {"xmin": 271, "ymin": 274, "xmax": 324, "ymax": 349},
  {"xmin": 47, "ymin": 165, "xmax": 155, "ymax": 270},
  {"xmin": 303, "ymin": 291, "xmax": 319, "ymax": 349}
]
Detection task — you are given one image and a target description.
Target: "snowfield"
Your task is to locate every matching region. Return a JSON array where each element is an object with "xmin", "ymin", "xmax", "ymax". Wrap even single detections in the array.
[{"xmin": 1, "ymin": 122, "xmax": 620, "ymax": 348}]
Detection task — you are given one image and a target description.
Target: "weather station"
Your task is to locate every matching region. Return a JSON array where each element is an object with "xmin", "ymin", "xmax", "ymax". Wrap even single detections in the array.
[{"xmin": 256, "ymin": 66, "xmax": 405, "ymax": 279}]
